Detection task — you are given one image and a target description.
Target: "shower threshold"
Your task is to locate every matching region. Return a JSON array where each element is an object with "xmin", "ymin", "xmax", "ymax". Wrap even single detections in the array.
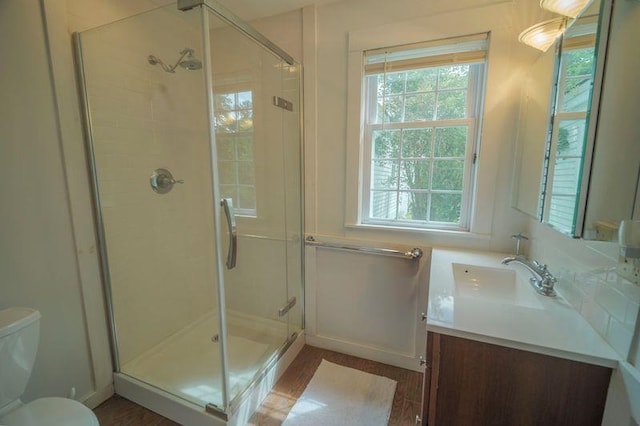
[{"xmin": 114, "ymin": 311, "xmax": 304, "ymax": 426}]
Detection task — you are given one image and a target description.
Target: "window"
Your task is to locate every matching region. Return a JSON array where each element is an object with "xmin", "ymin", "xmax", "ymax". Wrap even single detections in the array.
[
  {"xmin": 360, "ymin": 34, "xmax": 488, "ymax": 230},
  {"xmin": 214, "ymin": 89, "xmax": 256, "ymax": 217},
  {"xmin": 543, "ymin": 28, "xmax": 596, "ymax": 234}
]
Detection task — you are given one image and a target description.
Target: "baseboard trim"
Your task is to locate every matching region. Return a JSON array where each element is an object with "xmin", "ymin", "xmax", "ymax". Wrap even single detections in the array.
[
  {"xmin": 81, "ymin": 384, "xmax": 114, "ymax": 409},
  {"xmin": 305, "ymin": 334, "xmax": 422, "ymax": 372}
]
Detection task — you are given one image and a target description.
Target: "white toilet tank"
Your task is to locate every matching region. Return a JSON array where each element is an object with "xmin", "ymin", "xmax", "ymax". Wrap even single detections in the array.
[{"xmin": 0, "ymin": 308, "xmax": 41, "ymax": 411}]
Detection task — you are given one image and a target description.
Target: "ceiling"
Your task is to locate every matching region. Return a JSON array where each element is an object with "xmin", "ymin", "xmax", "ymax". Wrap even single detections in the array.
[{"xmin": 215, "ymin": 0, "xmax": 342, "ymax": 21}]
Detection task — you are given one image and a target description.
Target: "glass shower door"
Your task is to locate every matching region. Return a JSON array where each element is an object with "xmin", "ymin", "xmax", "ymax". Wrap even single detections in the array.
[
  {"xmin": 204, "ymin": 8, "xmax": 302, "ymax": 404},
  {"xmin": 75, "ymin": 4, "xmax": 229, "ymax": 411}
]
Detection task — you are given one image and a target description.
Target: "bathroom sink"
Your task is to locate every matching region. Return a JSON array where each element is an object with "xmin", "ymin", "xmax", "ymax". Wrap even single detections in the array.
[{"xmin": 452, "ymin": 263, "xmax": 517, "ymax": 301}]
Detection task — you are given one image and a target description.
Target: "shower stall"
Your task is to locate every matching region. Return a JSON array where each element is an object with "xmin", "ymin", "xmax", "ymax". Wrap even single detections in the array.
[{"xmin": 73, "ymin": 1, "xmax": 303, "ymax": 424}]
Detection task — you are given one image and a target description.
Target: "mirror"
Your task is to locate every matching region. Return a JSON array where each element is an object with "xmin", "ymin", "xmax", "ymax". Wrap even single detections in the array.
[
  {"xmin": 512, "ymin": 43, "xmax": 558, "ymax": 219},
  {"xmin": 541, "ymin": 13, "xmax": 601, "ymax": 236},
  {"xmin": 512, "ymin": 0, "xmax": 640, "ymax": 240}
]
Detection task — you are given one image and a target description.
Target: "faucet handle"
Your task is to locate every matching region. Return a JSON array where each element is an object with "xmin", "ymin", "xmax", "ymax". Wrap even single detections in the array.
[{"xmin": 511, "ymin": 233, "xmax": 529, "ymax": 256}]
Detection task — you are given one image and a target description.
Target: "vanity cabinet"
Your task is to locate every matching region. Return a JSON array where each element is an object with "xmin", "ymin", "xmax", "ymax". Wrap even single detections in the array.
[{"xmin": 420, "ymin": 332, "xmax": 612, "ymax": 426}]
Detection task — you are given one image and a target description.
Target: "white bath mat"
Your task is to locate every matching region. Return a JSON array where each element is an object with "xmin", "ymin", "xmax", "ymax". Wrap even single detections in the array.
[{"xmin": 282, "ymin": 359, "xmax": 397, "ymax": 426}]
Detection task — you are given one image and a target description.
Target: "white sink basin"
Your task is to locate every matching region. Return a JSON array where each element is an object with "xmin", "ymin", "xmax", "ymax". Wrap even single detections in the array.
[{"xmin": 452, "ymin": 263, "xmax": 516, "ymax": 301}]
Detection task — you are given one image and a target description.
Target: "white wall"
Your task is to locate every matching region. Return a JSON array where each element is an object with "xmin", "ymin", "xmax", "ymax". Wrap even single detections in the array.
[
  {"xmin": 0, "ymin": 0, "xmax": 105, "ymax": 405},
  {"xmin": 302, "ymin": 0, "xmax": 543, "ymax": 253}
]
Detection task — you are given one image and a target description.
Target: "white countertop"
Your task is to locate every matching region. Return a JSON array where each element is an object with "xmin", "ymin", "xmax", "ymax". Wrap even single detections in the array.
[{"xmin": 427, "ymin": 248, "xmax": 620, "ymax": 368}]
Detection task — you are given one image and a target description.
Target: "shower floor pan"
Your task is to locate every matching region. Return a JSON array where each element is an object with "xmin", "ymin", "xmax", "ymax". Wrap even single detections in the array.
[{"xmin": 119, "ymin": 311, "xmax": 288, "ymax": 409}]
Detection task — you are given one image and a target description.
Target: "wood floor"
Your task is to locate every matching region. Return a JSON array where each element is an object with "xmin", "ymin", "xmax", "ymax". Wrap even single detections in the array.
[{"xmin": 94, "ymin": 345, "xmax": 423, "ymax": 425}]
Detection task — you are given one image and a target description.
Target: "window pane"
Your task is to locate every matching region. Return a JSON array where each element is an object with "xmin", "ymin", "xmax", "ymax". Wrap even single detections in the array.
[
  {"xmin": 398, "ymin": 191, "xmax": 428, "ymax": 221},
  {"xmin": 218, "ymin": 161, "xmax": 237, "ymax": 185},
  {"xmin": 237, "ymin": 91, "xmax": 252, "ymax": 108},
  {"xmin": 383, "ymin": 72, "xmax": 406, "ymax": 95},
  {"xmin": 373, "ymin": 129, "xmax": 401, "ymax": 158},
  {"xmin": 215, "ymin": 110, "xmax": 237, "ymax": 132},
  {"xmin": 565, "ymin": 49, "xmax": 595, "ymax": 77},
  {"xmin": 551, "ymin": 157, "xmax": 581, "ymax": 194},
  {"xmin": 438, "ymin": 65, "xmax": 469, "ymax": 90},
  {"xmin": 236, "ymin": 137, "xmax": 253, "ymax": 160},
  {"xmin": 547, "ymin": 194, "xmax": 576, "ymax": 234},
  {"xmin": 214, "ymin": 93, "xmax": 235, "ymax": 109},
  {"xmin": 432, "ymin": 159, "xmax": 464, "ymax": 190},
  {"xmin": 371, "ymin": 190, "xmax": 398, "ymax": 219},
  {"xmin": 406, "ymin": 68, "xmax": 437, "ymax": 92},
  {"xmin": 402, "ymin": 128, "xmax": 433, "ymax": 158},
  {"xmin": 238, "ymin": 186, "xmax": 256, "ymax": 210},
  {"xmin": 404, "ymin": 93, "xmax": 435, "ymax": 121},
  {"xmin": 217, "ymin": 136, "xmax": 235, "ymax": 160},
  {"xmin": 556, "ymin": 119, "xmax": 586, "ymax": 157},
  {"xmin": 561, "ymin": 76, "xmax": 592, "ymax": 112},
  {"xmin": 216, "ymin": 88, "xmax": 256, "ymax": 216},
  {"xmin": 435, "ymin": 126, "xmax": 467, "ymax": 157},
  {"xmin": 430, "ymin": 193, "xmax": 462, "ymax": 223},
  {"xmin": 436, "ymin": 90, "xmax": 466, "ymax": 120},
  {"xmin": 237, "ymin": 162, "xmax": 254, "ymax": 185},
  {"xmin": 237, "ymin": 109, "xmax": 253, "ymax": 131},
  {"xmin": 400, "ymin": 160, "xmax": 431, "ymax": 190},
  {"xmin": 379, "ymin": 95, "xmax": 404, "ymax": 123},
  {"xmin": 220, "ymin": 184, "xmax": 236, "ymax": 201},
  {"xmin": 560, "ymin": 48, "xmax": 595, "ymax": 113},
  {"xmin": 371, "ymin": 160, "xmax": 399, "ymax": 189}
]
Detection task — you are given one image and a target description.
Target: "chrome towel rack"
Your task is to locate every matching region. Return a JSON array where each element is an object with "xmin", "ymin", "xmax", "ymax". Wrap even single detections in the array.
[{"xmin": 305, "ymin": 236, "xmax": 423, "ymax": 260}]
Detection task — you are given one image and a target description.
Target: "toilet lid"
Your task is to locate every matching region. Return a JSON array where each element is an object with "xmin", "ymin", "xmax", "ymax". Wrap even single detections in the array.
[{"xmin": 0, "ymin": 397, "xmax": 99, "ymax": 426}]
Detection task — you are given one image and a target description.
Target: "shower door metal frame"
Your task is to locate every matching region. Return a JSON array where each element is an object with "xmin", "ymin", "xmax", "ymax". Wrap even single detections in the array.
[
  {"xmin": 72, "ymin": 32, "xmax": 122, "ymax": 371},
  {"xmin": 177, "ymin": 0, "xmax": 295, "ymax": 66}
]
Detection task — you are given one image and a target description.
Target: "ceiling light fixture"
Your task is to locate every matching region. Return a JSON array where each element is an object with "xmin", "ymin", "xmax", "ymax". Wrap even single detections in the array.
[
  {"xmin": 518, "ymin": 17, "xmax": 568, "ymax": 52},
  {"xmin": 540, "ymin": 0, "xmax": 594, "ymax": 18}
]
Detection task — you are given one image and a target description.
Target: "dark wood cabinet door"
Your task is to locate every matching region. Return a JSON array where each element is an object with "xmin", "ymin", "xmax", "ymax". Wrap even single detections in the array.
[{"xmin": 421, "ymin": 332, "xmax": 612, "ymax": 426}]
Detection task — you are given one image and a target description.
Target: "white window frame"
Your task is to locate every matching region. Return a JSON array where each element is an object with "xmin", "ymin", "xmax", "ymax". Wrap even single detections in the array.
[
  {"xmin": 353, "ymin": 35, "xmax": 488, "ymax": 231},
  {"xmin": 213, "ymin": 83, "xmax": 257, "ymax": 218}
]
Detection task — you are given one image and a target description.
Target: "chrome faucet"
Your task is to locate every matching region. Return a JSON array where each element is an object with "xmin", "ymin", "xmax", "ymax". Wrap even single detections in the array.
[{"xmin": 501, "ymin": 255, "xmax": 557, "ymax": 297}]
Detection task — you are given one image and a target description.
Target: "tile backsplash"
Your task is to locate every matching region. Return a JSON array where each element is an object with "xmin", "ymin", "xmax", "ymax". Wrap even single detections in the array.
[
  {"xmin": 556, "ymin": 266, "xmax": 640, "ymax": 358},
  {"xmin": 528, "ymin": 220, "xmax": 640, "ymax": 361}
]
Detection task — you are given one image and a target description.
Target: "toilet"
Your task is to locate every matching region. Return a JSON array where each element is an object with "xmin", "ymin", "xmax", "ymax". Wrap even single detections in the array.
[{"xmin": 0, "ymin": 307, "xmax": 100, "ymax": 426}]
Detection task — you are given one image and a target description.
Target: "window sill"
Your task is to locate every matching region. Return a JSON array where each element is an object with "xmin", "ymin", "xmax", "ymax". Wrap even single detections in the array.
[{"xmin": 344, "ymin": 222, "xmax": 492, "ymax": 245}]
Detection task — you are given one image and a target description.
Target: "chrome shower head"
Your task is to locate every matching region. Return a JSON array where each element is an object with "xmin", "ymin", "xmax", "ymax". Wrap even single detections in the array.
[
  {"xmin": 179, "ymin": 59, "xmax": 203, "ymax": 70},
  {"xmin": 178, "ymin": 50, "xmax": 202, "ymax": 70},
  {"xmin": 148, "ymin": 48, "xmax": 202, "ymax": 73}
]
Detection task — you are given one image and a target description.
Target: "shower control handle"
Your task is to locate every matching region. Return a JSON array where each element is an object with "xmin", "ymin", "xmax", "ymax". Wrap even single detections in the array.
[
  {"xmin": 150, "ymin": 168, "xmax": 183, "ymax": 194},
  {"xmin": 221, "ymin": 198, "xmax": 237, "ymax": 269}
]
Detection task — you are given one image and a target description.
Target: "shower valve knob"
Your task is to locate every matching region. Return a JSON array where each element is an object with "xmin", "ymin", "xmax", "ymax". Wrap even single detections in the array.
[{"xmin": 150, "ymin": 168, "xmax": 183, "ymax": 194}]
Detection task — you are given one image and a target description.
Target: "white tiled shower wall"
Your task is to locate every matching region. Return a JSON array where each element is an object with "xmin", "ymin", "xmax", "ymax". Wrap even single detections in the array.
[
  {"xmin": 79, "ymin": 6, "xmax": 306, "ymax": 364},
  {"xmin": 81, "ymin": 5, "xmax": 217, "ymax": 364}
]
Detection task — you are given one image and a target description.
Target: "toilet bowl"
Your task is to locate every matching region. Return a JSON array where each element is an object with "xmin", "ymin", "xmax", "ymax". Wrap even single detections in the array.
[{"xmin": 0, "ymin": 307, "xmax": 100, "ymax": 426}]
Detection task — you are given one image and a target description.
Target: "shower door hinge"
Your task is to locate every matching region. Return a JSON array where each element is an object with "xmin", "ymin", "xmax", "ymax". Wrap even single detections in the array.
[
  {"xmin": 205, "ymin": 403, "xmax": 228, "ymax": 421},
  {"xmin": 273, "ymin": 96, "xmax": 293, "ymax": 112},
  {"xmin": 278, "ymin": 296, "xmax": 297, "ymax": 317}
]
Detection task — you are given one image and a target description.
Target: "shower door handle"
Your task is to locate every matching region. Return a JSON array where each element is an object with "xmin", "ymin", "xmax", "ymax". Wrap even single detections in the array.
[{"xmin": 221, "ymin": 198, "xmax": 237, "ymax": 269}]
